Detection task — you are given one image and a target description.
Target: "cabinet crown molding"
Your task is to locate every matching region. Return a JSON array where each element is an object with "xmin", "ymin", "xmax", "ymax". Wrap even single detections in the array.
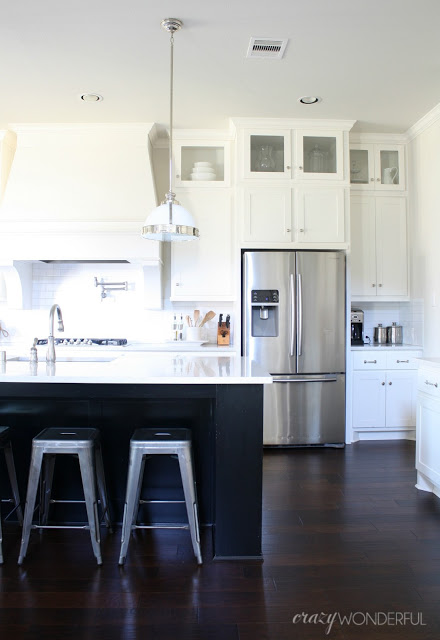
[{"xmin": 230, "ymin": 117, "xmax": 356, "ymax": 131}]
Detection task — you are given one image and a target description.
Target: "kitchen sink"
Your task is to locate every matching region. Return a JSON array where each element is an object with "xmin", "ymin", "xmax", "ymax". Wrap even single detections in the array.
[{"xmin": 7, "ymin": 356, "xmax": 117, "ymax": 363}]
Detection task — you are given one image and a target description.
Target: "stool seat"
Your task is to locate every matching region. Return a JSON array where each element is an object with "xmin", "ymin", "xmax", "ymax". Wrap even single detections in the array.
[
  {"xmin": 0, "ymin": 427, "xmax": 23, "ymax": 564},
  {"xmin": 118, "ymin": 427, "xmax": 202, "ymax": 566},
  {"xmin": 18, "ymin": 427, "xmax": 112, "ymax": 565}
]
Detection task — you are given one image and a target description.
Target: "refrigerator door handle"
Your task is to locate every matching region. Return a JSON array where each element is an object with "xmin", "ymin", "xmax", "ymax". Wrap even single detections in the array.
[
  {"xmin": 297, "ymin": 273, "xmax": 303, "ymax": 356},
  {"xmin": 289, "ymin": 273, "xmax": 295, "ymax": 357},
  {"xmin": 273, "ymin": 377, "xmax": 338, "ymax": 383}
]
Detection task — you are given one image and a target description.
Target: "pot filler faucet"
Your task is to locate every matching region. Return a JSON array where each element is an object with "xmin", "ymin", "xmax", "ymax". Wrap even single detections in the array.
[{"xmin": 47, "ymin": 304, "xmax": 64, "ymax": 363}]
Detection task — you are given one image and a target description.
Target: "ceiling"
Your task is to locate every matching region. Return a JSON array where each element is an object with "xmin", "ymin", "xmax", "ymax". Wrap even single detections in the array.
[{"xmin": 1, "ymin": 0, "xmax": 440, "ymax": 134}]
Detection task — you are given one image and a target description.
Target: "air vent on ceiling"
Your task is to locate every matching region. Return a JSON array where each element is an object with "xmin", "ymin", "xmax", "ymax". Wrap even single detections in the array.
[{"xmin": 247, "ymin": 37, "xmax": 288, "ymax": 59}]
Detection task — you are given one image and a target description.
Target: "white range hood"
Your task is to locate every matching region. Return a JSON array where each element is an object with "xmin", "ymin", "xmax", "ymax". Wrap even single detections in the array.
[{"xmin": 0, "ymin": 123, "xmax": 163, "ymax": 263}]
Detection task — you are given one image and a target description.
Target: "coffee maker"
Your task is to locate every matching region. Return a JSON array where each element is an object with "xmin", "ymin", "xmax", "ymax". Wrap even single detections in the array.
[{"xmin": 351, "ymin": 309, "xmax": 364, "ymax": 345}]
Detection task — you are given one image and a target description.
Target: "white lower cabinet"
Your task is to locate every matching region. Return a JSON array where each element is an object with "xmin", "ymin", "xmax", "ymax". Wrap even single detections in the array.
[
  {"xmin": 415, "ymin": 362, "xmax": 440, "ymax": 493},
  {"xmin": 170, "ymin": 189, "xmax": 235, "ymax": 301},
  {"xmin": 352, "ymin": 350, "xmax": 421, "ymax": 437}
]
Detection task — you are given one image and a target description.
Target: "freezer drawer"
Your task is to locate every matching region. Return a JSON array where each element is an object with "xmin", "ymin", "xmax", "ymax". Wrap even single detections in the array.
[{"xmin": 263, "ymin": 373, "xmax": 346, "ymax": 445}]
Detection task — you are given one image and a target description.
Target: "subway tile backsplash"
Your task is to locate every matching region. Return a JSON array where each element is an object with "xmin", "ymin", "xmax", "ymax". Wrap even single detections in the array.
[
  {"xmin": 1, "ymin": 262, "xmax": 234, "ymax": 346},
  {"xmin": 352, "ymin": 300, "xmax": 423, "ymax": 346}
]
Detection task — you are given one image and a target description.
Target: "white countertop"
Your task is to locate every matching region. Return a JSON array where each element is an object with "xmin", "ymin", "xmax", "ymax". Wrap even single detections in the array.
[
  {"xmin": 416, "ymin": 357, "xmax": 440, "ymax": 368},
  {"xmin": 0, "ymin": 353, "xmax": 271, "ymax": 385},
  {"xmin": 351, "ymin": 344, "xmax": 422, "ymax": 351}
]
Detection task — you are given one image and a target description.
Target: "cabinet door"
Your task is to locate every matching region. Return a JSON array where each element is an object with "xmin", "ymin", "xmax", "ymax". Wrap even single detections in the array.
[
  {"xmin": 416, "ymin": 394, "xmax": 440, "ymax": 487},
  {"xmin": 243, "ymin": 187, "xmax": 292, "ymax": 243},
  {"xmin": 353, "ymin": 371, "xmax": 386, "ymax": 428},
  {"xmin": 375, "ymin": 197, "xmax": 408, "ymax": 297},
  {"xmin": 350, "ymin": 195, "xmax": 376, "ymax": 296},
  {"xmin": 350, "ymin": 144, "xmax": 375, "ymax": 188},
  {"xmin": 295, "ymin": 188, "xmax": 345, "ymax": 243},
  {"xmin": 242, "ymin": 130, "xmax": 291, "ymax": 180},
  {"xmin": 171, "ymin": 190, "xmax": 234, "ymax": 301},
  {"xmin": 295, "ymin": 130, "xmax": 344, "ymax": 181},
  {"xmin": 386, "ymin": 370, "xmax": 417, "ymax": 427},
  {"xmin": 374, "ymin": 144, "xmax": 405, "ymax": 191}
]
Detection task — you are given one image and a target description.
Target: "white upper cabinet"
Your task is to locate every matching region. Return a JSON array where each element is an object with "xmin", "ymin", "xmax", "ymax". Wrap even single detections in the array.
[
  {"xmin": 241, "ymin": 129, "xmax": 291, "ymax": 180},
  {"xmin": 171, "ymin": 131, "xmax": 232, "ymax": 188},
  {"xmin": 295, "ymin": 187, "xmax": 345, "ymax": 244},
  {"xmin": 350, "ymin": 143, "xmax": 405, "ymax": 191},
  {"xmin": 351, "ymin": 195, "xmax": 408, "ymax": 299},
  {"xmin": 294, "ymin": 130, "xmax": 344, "ymax": 181},
  {"xmin": 243, "ymin": 187, "xmax": 292, "ymax": 243}
]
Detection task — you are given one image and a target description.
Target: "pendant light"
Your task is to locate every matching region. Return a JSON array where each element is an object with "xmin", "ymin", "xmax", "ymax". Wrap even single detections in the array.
[{"xmin": 142, "ymin": 18, "xmax": 199, "ymax": 242}]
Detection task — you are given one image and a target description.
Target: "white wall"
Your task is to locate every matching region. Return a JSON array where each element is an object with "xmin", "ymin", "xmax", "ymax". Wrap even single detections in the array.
[{"xmin": 408, "ymin": 109, "xmax": 440, "ymax": 356}]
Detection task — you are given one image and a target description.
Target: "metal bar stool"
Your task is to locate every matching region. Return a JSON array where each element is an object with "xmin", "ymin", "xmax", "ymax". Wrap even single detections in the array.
[
  {"xmin": 118, "ymin": 428, "xmax": 202, "ymax": 566},
  {"xmin": 18, "ymin": 427, "xmax": 112, "ymax": 565},
  {"xmin": 0, "ymin": 426, "xmax": 23, "ymax": 564}
]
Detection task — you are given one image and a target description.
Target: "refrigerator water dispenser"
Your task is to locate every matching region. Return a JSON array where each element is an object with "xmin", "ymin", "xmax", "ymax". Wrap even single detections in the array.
[{"xmin": 251, "ymin": 290, "xmax": 279, "ymax": 337}]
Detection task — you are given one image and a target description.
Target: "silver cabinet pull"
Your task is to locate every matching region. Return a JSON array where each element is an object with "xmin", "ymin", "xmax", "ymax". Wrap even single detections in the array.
[
  {"xmin": 364, "ymin": 360, "xmax": 377, "ymax": 364},
  {"xmin": 425, "ymin": 380, "xmax": 439, "ymax": 388},
  {"xmin": 397, "ymin": 360, "xmax": 409, "ymax": 364}
]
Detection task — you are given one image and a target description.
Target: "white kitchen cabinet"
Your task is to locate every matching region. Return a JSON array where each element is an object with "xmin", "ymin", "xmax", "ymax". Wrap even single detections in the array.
[
  {"xmin": 170, "ymin": 189, "xmax": 234, "ymax": 301},
  {"xmin": 350, "ymin": 143, "xmax": 405, "ymax": 191},
  {"xmin": 416, "ymin": 361, "xmax": 440, "ymax": 493},
  {"xmin": 173, "ymin": 138, "xmax": 231, "ymax": 187},
  {"xmin": 241, "ymin": 129, "xmax": 291, "ymax": 180},
  {"xmin": 295, "ymin": 130, "xmax": 344, "ymax": 181},
  {"xmin": 352, "ymin": 349, "xmax": 421, "ymax": 435},
  {"xmin": 351, "ymin": 195, "xmax": 408, "ymax": 300},
  {"xmin": 242, "ymin": 186, "xmax": 346, "ymax": 246},
  {"xmin": 295, "ymin": 187, "xmax": 345, "ymax": 244},
  {"xmin": 242, "ymin": 187, "xmax": 292, "ymax": 243}
]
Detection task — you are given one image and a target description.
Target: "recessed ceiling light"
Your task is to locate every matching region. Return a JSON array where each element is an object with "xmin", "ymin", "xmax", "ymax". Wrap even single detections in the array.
[
  {"xmin": 80, "ymin": 93, "xmax": 103, "ymax": 103},
  {"xmin": 298, "ymin": 96, "xmax": 322, "ymax": 105}
]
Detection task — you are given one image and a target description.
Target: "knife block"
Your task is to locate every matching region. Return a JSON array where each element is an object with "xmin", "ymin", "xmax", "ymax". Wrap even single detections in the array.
[{"xmin": 217, "ymin": 323, "xmax": 230, "ymax": 346}]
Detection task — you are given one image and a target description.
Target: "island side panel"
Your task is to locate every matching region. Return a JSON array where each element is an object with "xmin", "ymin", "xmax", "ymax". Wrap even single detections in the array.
[{"xmin": 214, "ymin": 384, "xmax": 264, "ymax": 559}]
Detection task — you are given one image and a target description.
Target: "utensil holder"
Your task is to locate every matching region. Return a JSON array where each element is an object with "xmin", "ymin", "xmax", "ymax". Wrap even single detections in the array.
[{"xmin": 186, "ymin": 327, "xmax": 203, "ymax": 342}]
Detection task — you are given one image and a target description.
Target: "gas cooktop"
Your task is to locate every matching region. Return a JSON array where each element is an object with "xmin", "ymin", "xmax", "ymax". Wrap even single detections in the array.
[{"xmin": 36, "ymin": 338, "xmax": 127, "ymax": 346}]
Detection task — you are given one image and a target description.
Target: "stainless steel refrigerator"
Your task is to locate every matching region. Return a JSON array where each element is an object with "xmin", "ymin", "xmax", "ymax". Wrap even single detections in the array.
[{"xmin": 242, "ymin": 250, "xmax": 346, "ymax": 446}]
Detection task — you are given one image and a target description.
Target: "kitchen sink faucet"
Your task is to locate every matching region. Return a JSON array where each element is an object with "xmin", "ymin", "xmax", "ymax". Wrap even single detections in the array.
[{"xmin": 47, "ymin": 304, "xmax": 64, "ymax": 363}]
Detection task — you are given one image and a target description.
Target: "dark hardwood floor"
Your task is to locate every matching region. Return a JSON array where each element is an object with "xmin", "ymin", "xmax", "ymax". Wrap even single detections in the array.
[{"xmin": 1, "ymin": 440, "xmax": 440, "ymax": 639}]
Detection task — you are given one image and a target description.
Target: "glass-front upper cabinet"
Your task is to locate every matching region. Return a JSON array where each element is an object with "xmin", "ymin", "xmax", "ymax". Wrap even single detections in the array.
[
  {"xmin": 295, "ymin": 131, "xmax": 344, "ymax": 181},
  {"xmin": 173, "ymin": 140, "xmax": 230, "ymax": 187},
  {"xmin": 242, "ymin": 130, "xmax": 291, "ymax": 180},
  {"xmin": 350, "ymin": 143, "xmax": 405, "ymax": 191}
]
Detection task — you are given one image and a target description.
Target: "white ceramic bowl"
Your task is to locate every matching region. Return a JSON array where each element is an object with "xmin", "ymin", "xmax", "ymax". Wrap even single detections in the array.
[
  {"xmin": 190, "ymin": 173, "xmax": 216, "ymax": 181},
  {"xmin": 192, "ymin": 166, "xmax": 214, "ymax": 173},
  {"xmin": 194, "ymin": 161, "xmax": 212, "ymax": 168}
]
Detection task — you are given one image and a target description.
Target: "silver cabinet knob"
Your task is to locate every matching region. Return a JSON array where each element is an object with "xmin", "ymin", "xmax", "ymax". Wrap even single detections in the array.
[
  {"xmin": 370, "ymin": 178, "xmax": 374, "ymax": 182},
  {"xmin": 388, "ymin": 381, "xmax": 392, "ymax": 385},
  {"xmin": 299, "ymin": 228, "xmax": 304, "ymax": 233},
  {"xmin": 176, "ymin": 174, "xmax": 180, "ymax": 179},
  {"xmin": 381, "ymin": 382, "xmax": 385, "ymax": 386},
  {"xmin": 378, "ymin": 284, "xmax": 383, "ymax": 287},
  {"xmin": 376, "ymin": 177, "xmax": 381, "ymax": 182},
  {"xmin": 372, "ymin": 284, "xmax": 376, "ymax": 287},
  {"xmin": 299, "ymin": 166, "xmax": 303, "ymax": 170},
  {"xmin": 286, "ymin": 228, "xmax": 291, "ymax": 233},
  {"xmin": 286, "ymin": 166, "xmax": 291, "ymax": 170}
]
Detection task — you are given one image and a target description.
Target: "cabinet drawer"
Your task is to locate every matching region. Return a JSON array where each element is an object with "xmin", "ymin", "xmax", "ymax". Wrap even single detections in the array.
[
  {"xmin": 418, "ymin": 368, "xmax": 440, "ymax": 399},
  {"xmin": 353, "ymin": 351, "xmax": 387, "ymax": 370},
  {"xmin": 386, "ymin": 351, "xmax": 422, "ymax": 370}
]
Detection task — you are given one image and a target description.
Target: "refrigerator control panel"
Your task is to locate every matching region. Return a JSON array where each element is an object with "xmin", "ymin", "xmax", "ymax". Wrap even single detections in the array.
[{"xmin": 251, "ymin": 290, "xmax": 279, "ymax": 304}]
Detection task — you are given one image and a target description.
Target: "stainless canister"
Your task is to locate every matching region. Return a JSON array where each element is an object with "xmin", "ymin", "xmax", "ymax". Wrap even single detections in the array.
[
  {"xmin": 373, "ymin": 323, "xmax": 387, "ymax": 344},
  {"xmin": 387, "ymin": 322, "xmax": 403, "ymax": 344}
]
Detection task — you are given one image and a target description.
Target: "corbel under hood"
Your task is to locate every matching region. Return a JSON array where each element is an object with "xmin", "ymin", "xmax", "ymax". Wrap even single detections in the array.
[{"xmin": 0, "ymin": 123, "xmax": 163, "ymax": 264}]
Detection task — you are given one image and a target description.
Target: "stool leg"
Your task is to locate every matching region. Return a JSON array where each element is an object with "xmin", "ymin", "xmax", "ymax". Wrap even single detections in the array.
[
  {"xmin": 0, "ymin": 503, "xmax": 3, "ymax": 564},
  {"xmin": 118, "ymin": 447, "xmax": 144, "ymax": 565},
  {"xmin": 39, "ymin": 454, "xmax": 56, "ymax": 526},
  {"xmin": 3, "ymin": 441, "xmax": 23, "ymax": 524},
  {"xmin": 18, "ymin": 447, "xmax": 44, "ymax": 565},
  {"xmin": 94, "ymin": 443, "xmax": 113, "ymax": 533},
  {"xmin": 78, "ymin": 448, "xmax": 102, "ymax": 566},
  {"xmin": 177, "ymin": 446, "xmax": 202, "ymax": 564}
]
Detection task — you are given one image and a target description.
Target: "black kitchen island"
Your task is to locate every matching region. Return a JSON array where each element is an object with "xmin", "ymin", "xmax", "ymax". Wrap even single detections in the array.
[{"xmin": 0, "ymin": 354, "xmax": 270, "ymax": 560}]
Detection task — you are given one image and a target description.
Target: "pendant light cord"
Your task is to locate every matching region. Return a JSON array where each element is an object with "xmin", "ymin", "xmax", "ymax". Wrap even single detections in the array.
[{"xmin": 167, "ymin": 30, "xmax": 175, "ymax": 224}]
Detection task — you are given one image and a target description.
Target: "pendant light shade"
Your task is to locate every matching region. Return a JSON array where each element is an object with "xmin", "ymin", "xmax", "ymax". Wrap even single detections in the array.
[{"xmin": 142, "ymin": 19, "xmax": 199, "ymax": 242}]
